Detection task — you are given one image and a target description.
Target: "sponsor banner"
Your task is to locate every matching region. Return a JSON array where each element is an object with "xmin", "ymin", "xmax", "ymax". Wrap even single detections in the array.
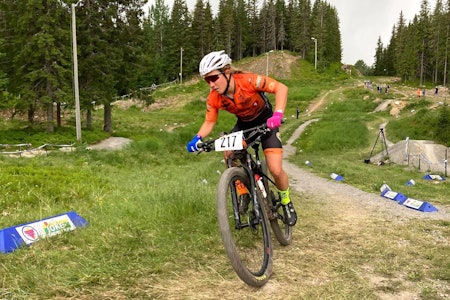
[
  {"xmin": 15, "ymin": 214, "xmax": 76, "ymax": 245},
  {"xmin": 403, "ymin": 198, "xmax": 423, "ymax": 210}
]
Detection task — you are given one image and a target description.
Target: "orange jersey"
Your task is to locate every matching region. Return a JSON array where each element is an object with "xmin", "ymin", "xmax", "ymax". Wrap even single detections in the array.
[{"xmin": 205, "ymin": 73, "xmax": 280, "ymax": 122}]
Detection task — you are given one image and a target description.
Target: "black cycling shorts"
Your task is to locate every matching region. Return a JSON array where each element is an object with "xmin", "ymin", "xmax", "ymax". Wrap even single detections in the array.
[{"xmin": 231, "ymin": 106, "xmax": 282, "ymax": 150}]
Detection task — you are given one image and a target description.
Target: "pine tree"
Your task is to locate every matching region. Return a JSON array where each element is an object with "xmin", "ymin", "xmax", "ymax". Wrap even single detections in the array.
[
  {"xmin": 323, "ymin": 4, "xmax": 342, "ymax": 63},
  {"xmin": 374, "ymin": 37, "xmax": 384, "ymax": 75},
  {"xmin": 246, "ymin": 0, "xmax": 259, "ymax": 56},
  {"xmin": 2, "ymin": 0, "xmax": 72, "ymax": 131},
  {"xmin": 417, "ymin": 0, "xmax": 432, "ymax": 85},
  {"xmin": 430, "ymin": 0, "xmax": 446, "ymax": 85},
  {"xmin": 142, "ymin": 0, "xmax": 170, "ymax": 84},
  {"xmin": 384, "ymin": 26, "xmax": 397, "ymax": 75},
  {"xmin": 192, "ymin": 0, "xmax": 207, "ymax": 57},
  {"xmin": 0, "ymin": 0, "xmax": 360, "ymax": 136},
  {"xmin": 234, "ymin": 0, "xmax": 248, "ymax": 60},
  {"xmin": 394, "ymin": 12, "xmax": 407, "ymax": 80},
  {"xmin": 275, "ymin": 0, "xmax": 287, "ymax": 51},
  {"xmin": 286, "ymin": 0, "xmax": 300, "ymax": 53},
  {"xmin": 166, "ymin": 0, "xmax": 195, "ymax": 79},
  {"xmin": 0, "ymin": 38, "xmax": 7, "ymax": 89},
  {"xmin": 216, "ymin": 0, "xmax": 234, "ymax": 56},
  {"xmin": 310, "ymin": 0, "xmax": 341, "ymax": 67},
  {"xmin": 435, "ymin": 105, "xmax": 450, "ymax": 146},
  {"xmin": 265, "ymin": 0, "xmax": 277, "ymax": 52}
]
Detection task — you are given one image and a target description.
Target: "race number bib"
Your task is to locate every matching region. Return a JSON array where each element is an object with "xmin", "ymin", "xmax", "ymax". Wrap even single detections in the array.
[{"xmin": 214, "ymin": 131, "xmax": 244, "ymax": 151}]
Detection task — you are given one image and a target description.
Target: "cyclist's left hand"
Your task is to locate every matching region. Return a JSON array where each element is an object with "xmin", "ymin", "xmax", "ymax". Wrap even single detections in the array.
[{"xmin": 267, "ymin": 111, "xmax": 283, "ymax": 129}]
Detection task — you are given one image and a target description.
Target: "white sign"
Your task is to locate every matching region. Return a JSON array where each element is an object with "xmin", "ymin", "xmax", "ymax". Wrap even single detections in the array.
[
  {"xmin": 429, "ymin": 175, "xmax": 444, "ymax": 181},
  {"xmin": 403, "ymin": 198, "xmax": 423, "ymax": 210},
  {"xmin": 383, "ymin": 190, "xmax": 398, "ymax": 200},
  {"xmin": 15, "ymin": 214, "xmax": 76, "ymax": 245},
  {"xmin": 214, "ymin": 131, "xmax": 244, "ymax": 151},
  {"xmin": 380, "ymin": 183, "xmax": 391, "ymax": 193}
]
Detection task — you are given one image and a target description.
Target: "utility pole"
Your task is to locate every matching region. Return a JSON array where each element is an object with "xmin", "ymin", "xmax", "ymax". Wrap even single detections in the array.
[
  {"xmin": 266, "ymin": 50, "xmax": 273, "ymax": 76},
  {"xmin": 71, "ymin": 1, "xmax": 83, "ymax": 141},
  {"xmin": 419, "ymin": 39, "xmax": 424, "ymax": 87},
  {"xmin": 180, "ymin": 47, "xmax": 183, "ymax": 84},
  {"xmin": 444, "ymin": 26, "xmax": 449, "ymax": 87},
  {"xmin": 311, "ymin": 37, "xmax": 317, "ymax": 70}
]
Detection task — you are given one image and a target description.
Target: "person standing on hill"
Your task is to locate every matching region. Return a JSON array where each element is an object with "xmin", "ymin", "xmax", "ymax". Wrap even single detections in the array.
[{"xmin": 186, "ymin": 50, "xmax": 297, "ymax": 226}]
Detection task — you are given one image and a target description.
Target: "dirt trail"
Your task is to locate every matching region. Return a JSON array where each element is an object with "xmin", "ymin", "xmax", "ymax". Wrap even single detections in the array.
[
  {"xmin": 283, "ymin": 120, "xmax": 449, "ymax": 222},
  {"xmin": 305, "ymin": 87, "xmax": 343, "ymax": 115},
  {"xmin": 92, "ymin": 80, "xmax": 449, "ymax": 299},
  {"xmin": 150, "ymin": 118, "xmax": 448, "ymax": 299}
]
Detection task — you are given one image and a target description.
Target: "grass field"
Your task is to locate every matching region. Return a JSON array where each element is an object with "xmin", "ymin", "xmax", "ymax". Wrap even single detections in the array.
[{"xmin": 0, "ymin": 54, "xmax": 448, "ymax": 299}]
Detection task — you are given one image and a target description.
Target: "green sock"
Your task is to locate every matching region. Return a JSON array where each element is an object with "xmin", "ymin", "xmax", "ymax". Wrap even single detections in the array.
[{"xmin": 279, "ymin": 187, "xmax": 290, "ymax": 205}]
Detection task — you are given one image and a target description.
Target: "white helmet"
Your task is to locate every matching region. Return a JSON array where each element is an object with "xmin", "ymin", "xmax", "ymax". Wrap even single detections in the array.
[{"xmin": 199, "ymin": 50, "xmax": 232, "ymax": 77}]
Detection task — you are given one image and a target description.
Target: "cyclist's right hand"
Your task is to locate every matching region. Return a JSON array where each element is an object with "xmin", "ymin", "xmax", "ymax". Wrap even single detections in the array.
[{"xmin": 186, "ymin": 135, "xmax": 202, "ymax": 152}]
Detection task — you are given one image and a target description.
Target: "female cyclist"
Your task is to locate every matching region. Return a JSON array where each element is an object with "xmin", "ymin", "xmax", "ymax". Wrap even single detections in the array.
[{"xmin": 186, "ymin": 50, "xmax": 297, "ymax": 226}]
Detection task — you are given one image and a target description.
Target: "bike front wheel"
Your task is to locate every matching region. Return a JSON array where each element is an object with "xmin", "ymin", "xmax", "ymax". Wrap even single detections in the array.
[{"xmin": 216, "ymin": 167, "xmax": 273, "ymax": 287}]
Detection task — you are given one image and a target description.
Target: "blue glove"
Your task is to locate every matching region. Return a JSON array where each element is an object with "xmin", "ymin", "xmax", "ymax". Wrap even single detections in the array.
[{"xmin": 187, "ymin": 135, "xmax": 202, "ymax": 152}]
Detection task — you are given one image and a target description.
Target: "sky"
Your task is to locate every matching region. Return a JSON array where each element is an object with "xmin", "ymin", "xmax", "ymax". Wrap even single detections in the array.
[{"xmin": 144, "ymin": 0, "xmax": 438, "ymax": 66}]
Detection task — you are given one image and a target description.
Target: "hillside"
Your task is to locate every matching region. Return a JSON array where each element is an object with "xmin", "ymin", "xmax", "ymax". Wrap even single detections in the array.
[{"xmin": 1, "ymin": 52, "xmax": 448, "ymax": 299}]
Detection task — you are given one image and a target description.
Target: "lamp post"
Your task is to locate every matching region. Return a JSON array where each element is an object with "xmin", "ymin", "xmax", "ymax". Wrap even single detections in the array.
[
  {"xmin": 180, "ymin": 47, "xmax": 183, "ymax": 84},
  {"xmin": 311, "ymin": 37, "xmax": 317, "ymax": 70},
  {"xmin": 71, "ymin": 0, "xmax": 82, "ymax": 141},
  {"xmin": 266, "ymin": 50, "xmax": 274, "ymax": 76}
]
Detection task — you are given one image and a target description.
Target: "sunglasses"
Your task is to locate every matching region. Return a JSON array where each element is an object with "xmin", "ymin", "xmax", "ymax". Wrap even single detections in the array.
[{"xmin": 204, "ymin": 73, "xmax": 222, "ymax": 84}]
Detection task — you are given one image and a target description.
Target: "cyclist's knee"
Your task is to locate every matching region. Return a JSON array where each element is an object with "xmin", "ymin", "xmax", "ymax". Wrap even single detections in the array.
[{"xmin": 269, "ymin": 165, "xmax": 283, "ymax": 178}]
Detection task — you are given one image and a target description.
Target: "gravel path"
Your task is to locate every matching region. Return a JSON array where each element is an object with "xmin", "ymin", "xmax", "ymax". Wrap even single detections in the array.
[
  {"xmin": 90, "ymin": 124, "xmax": 449, "ymax": 221},
  {"xmin": 283, "ymin": 120, "xmax": 450, "ymax": 222}
]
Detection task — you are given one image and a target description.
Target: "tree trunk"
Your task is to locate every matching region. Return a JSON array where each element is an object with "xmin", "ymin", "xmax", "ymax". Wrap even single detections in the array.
[
  {"xmin": 103, "ymin": 103, "xmax": 112, "ymax": 133},
  {"xmin": 56, "ymin": 102, "xmax": 61, "ymax": 127},
  {"xmin": 86, "ymin": 108, "xmax": 92, "ymax": 130},
  {"xmin": 46, "ymin": 102, "xmax": 54, "ymax": 133},
  {"xmin": 28, "ymin": 103, "xmax": 35, "ymax": 123}
]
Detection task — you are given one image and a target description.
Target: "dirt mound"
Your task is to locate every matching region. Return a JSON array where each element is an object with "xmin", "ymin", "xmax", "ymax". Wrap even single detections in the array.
[
  {"xmin": 373, "ymin": 99, "xmax": 409, "ymax": 116},
  {"xmin": 87, "ymin": 137, "xmax": 132, "ymax": 151},
  {"xmin": 371, "ymin": 139, "xmax": 448, "ymax": 174},
  {"xmin": 238, "ymin": 51, "xmax": 299, "ymax": 79}
]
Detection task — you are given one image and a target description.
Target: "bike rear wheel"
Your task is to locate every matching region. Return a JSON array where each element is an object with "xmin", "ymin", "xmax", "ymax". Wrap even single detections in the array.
[
  {"xmin": 216, "ymin": 167, "xmax": 273, "ymax": 287},
  {"xmin": 260, "ymin": 161, "xmax": 293, "ymax": 246},
  {"xmin": 268, "ymin": 190, "xmax": 293, "ymax": 245}
]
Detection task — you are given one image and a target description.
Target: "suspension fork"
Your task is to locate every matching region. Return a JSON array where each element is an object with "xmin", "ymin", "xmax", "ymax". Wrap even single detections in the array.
[
  {"xmin": 243, "ymin": 152, "xmax": 263, "ymax": 225},
  {"xmin": 225, "ymin": 155, "xmax": 254, "ymax": 229}
]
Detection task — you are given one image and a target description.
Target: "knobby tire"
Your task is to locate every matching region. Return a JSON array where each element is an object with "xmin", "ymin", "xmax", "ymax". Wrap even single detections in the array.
[
  {"xmin": 260, "ymin": 161, "xmax": 293, "ymax": 246},
  {"xmin": 216, "ymin": 167, "xmax": 273, "ymax": 287}
]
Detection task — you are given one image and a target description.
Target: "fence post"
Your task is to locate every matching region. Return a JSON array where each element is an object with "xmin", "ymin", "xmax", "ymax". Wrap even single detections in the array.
[{"xmin": 445, "ymin": 148, "xmax": 448, "ymax": 177}]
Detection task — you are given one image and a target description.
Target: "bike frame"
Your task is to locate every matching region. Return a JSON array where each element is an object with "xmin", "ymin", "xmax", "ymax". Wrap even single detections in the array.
[{"xmin": 225, "ymin": 132, "xmax": 274, "ymax": 230}]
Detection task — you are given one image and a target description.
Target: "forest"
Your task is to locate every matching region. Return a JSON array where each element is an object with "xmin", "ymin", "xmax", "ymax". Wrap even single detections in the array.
[
  {"xmin": 0, "ymin": 0, "xmax": 447, "ymax": 134},
  {"xmin": 366, "ymin": 0, "xmax": 450, "ymax": 87},
  {"xmin": 0, "ymin": 0, "xmax": 340, "ymax": 133}
]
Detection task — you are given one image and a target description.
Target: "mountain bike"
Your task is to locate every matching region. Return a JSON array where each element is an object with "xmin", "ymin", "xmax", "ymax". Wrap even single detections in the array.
[{"xmin": 198, "ymin": 123, "xmax": 293, "ymax": 287}]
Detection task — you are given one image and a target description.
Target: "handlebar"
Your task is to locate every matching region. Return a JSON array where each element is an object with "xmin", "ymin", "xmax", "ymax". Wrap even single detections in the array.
[{"xmin": 197, "ymin": 123, "xmax": 273, "ymax": 154}]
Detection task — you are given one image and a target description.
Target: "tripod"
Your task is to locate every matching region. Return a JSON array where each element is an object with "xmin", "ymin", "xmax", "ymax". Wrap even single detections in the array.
[{"xmin": 364, "ymin": 128, "xmax": 389, "ymax": 164}]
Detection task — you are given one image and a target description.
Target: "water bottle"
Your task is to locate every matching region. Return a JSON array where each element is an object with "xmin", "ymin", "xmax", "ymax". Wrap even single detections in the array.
[{"xmin": 254, "ymin": 174, "xmax": 267, "ymax": 198}]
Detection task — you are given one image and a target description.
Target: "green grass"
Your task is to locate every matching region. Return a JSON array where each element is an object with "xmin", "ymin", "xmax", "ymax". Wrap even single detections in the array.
[
  {"xmin": 288, "ymin": 78, "xmax": 448, "ymax": 206},
  {"xmin": 388, "ymin": 106, "xmax": 450, "ymax": 146},
  {"xmin": 0, "ymin": 57, "xmax": 448, "ymax": 299}
]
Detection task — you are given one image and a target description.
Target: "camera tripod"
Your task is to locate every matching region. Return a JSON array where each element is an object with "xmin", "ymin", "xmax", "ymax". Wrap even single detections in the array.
[{"xmin": 364, "ymin": 128, "xmax": 389, "ymax": 164}]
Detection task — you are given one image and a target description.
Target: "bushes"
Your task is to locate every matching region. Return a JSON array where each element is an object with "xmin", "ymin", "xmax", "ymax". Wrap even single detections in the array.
[{"xmin": 387, "ymin": 106, "xmax": 450, "ymax": 146}]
